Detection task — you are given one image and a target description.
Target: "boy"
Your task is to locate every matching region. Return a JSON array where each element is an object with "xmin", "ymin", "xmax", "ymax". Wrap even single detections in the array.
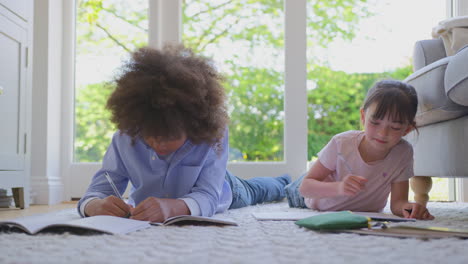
[{"xmin": 78, "ymin": 44, "xmax": 290, "ymax": 222}]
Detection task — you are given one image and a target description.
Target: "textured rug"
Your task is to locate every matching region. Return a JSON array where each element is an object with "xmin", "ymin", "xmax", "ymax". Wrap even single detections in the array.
[{"xmin": 1, "ymin": 201, "xmax": 468, "ymax": 264}]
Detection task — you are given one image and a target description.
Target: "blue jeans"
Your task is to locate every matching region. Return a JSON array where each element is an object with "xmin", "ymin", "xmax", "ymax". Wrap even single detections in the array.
[
  {"xmin": 226, "ymin": 171, "xmax": 291, "ymax": 209},
  {"xmin": 284, "ymin": 173, "xmax": 307, "ymax": 208}
]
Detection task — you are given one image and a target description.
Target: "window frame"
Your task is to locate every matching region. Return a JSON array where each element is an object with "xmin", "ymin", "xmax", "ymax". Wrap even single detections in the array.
[{"xmin": 450, "ymin": 0, "xmax": 468, "ymax": 202}]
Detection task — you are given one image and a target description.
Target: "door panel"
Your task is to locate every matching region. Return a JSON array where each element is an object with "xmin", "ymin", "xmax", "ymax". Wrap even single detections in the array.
[{"xmin": 0, "ymin": 14, "xmax": 26, "ymax": 170}]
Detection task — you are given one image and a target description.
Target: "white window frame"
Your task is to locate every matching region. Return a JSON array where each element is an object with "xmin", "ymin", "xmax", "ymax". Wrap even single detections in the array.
[
  {"xmin": 451, "ymin": 0, "xmax": 468, "ymax": 202},
  {"xmin": 61, "ymin": 0, "xmax": 308, "ymax": 199}
]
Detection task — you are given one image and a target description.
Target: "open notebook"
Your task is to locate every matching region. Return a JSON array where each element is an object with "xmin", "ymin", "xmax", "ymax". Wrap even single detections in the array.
[
  {"xmin": 346, "ymin": 225, "xmax": 468, "ymax": 239},
  {"xmin": 0, "ymin": 210, "xmax": 237, "ymax": 235},
  {"xmin": 151, "ymin": 215, "xmax": 237, "ymax": 226},
  {"xmin": 0, "ymin": 210, "xmax": 151, "ymax": 235}
]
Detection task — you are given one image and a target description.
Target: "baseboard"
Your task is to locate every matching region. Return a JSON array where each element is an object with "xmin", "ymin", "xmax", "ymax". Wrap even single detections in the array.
[{"xmin": 30, "ymin": 176, "xmax": 64, "ymax": 205}]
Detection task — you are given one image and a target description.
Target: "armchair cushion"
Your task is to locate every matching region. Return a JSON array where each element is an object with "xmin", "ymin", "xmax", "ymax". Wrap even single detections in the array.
[{"xmin": 432, "ymin": 16, "xmax": 468, "ymax": 56}]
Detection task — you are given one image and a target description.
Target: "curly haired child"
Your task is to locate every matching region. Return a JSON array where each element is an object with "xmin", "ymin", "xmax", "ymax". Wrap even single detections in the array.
[
  {"xmin": 78, "ymin": 44, "xmax": 291, "ymax": 222},
  {"xmin": 285, "ymin": 80, "xmax": 434, "ymax": 220}
]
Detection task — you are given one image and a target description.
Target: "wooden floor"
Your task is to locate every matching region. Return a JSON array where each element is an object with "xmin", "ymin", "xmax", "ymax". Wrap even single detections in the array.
[{"xmin": 0, "ymin": 201, "xmax": 77, "ymax": 221}]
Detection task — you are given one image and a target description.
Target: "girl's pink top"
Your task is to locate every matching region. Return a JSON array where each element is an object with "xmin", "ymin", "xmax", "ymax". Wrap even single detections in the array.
[{"xmin": 304, "ymin": 130, "xmax": 413, "ymax": 212}]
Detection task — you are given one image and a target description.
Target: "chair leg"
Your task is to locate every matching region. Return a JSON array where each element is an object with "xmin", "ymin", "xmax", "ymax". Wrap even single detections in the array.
[
  {"xmin": 410, "ymin": 176, "xmax": 432, "ymax": 207},
  {"xmin": 12, "ymin": 187, "xmax": 25, "ymax": 209}
]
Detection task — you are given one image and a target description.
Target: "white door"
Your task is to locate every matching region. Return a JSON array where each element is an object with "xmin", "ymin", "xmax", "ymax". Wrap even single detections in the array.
[{"xmin": 0, "ymin": 13, "xmax": 27, "ymax": 170}]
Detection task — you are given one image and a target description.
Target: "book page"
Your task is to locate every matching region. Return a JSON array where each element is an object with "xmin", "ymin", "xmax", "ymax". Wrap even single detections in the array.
[
  {"xmin": 352, "ymin": 212, "xmax": 415, "ymax": 222},
  {"xmin": 347, "ymin": 226, "xmax": 468, "ymax": 239},
  {"xmin": 151, "ymin": 215, "xmax": 237, "ymax": 226},
  {"xmin": 59, "ymin": 215, "xmax": 151, "ymax": 234},
  {"xmin": 0, "ymin": 209, "xmax": 81, "ymax": 234},
  {"xmin": 0, "ymin": 210, "xmax": 151, "ymax": 235}
]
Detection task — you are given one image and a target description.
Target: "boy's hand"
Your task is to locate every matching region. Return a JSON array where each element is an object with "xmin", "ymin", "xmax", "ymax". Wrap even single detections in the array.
[
  {"xmin": 130, "ymin": 197, "xmax": 190, "ymax": 223},
  {"xmin": 85, "ymin": 196, "xmax": 132, "ymax": 217},
  {"xmin": 338, "ymin": 175, "xmax": 368, "ymax": 196},
  {"xmin": 402, "ymin": 202, "xmax": 434, "ymax": 220}
]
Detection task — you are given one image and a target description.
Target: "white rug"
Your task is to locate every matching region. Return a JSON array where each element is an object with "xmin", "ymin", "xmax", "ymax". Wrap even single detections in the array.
[{"xmin": 1, "ymin": 201, "xmax": 468, "ymax": 264}]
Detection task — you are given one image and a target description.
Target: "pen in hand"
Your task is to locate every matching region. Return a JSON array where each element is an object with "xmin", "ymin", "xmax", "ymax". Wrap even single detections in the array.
[{"xmin": 104, "ymin": 172, "xmax": 131, "ymax": 218}]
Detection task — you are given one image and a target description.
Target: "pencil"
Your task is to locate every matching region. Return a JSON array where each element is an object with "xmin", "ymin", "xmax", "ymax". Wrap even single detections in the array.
[
  {"xmin": 104, "ymin": 172, "xmax": 131, "ymax": 218},
  {"xmin": 104, "ymin": 172, "xmax": 124, "ymax": 200}
]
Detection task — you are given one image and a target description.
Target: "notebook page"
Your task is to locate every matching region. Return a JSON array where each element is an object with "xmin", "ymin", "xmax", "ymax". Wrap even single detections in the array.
[
  {"xmin": 0, "ymin": 209, "xmax": 80, "ymax": 234},
  {"xmin": 63, "ymin": 215, "xmax": 151, "ymax": 234}
]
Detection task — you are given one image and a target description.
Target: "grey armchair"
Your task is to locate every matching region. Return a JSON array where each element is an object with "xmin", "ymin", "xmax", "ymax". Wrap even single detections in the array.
[{"xmin": 404, "ymin": 16, "xmax": 468, "ymax": 205}]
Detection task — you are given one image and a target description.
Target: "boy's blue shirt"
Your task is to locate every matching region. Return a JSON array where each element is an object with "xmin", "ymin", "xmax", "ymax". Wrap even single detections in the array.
[{"xmin": 77, "ymin": 130, "xmax": 232, "ymax": 217}]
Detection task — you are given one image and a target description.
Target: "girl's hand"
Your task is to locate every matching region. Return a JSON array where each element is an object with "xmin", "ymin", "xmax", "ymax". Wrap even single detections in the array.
[
  {"xmin": 85, "ymin": 196, "xmax": 132, "ymax": 217},
  {"xmin": 338, "ymin": 175, "xmax": 368, "ymax": 196},
  {"xmin": 402, "ymin": 202, "xmax": 434, "ymax": 220},
  {"xmin": 130, "ymin": 197, "xmax": 190, "ymax": 223}
]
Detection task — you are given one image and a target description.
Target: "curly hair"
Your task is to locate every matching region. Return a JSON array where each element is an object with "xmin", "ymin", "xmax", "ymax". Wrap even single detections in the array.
[{"xmin": 106, "ymin": 44, "xmax": 229, "ymax": 148}]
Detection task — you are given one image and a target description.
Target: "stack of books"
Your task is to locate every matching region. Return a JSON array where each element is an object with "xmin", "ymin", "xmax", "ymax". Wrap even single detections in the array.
[{"xmin": 0, "ymin": 188, "xmax": 12, "ymax": 208}]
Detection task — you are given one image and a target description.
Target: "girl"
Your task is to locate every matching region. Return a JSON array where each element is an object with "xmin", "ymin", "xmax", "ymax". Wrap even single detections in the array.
[
  {"xmin": 285, "ymin": 80, "xmax": 434, "ymax": 220},
  {"xmin": 78, "ymin": 45, "xmax": 290, "ymax": 222}
]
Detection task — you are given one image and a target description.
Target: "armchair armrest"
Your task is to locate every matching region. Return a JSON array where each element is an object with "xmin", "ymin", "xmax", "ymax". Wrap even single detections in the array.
[
  {"xmin": 404, "ymin": 46, "xmax": 468, "ymax": 127},
  {"xmin": 413, "ymin": 39, "xmax": 446, "ymax": 71},
  {"xmin": 445, "ymin": 45, "xmax": 468, "ymax": 106}
]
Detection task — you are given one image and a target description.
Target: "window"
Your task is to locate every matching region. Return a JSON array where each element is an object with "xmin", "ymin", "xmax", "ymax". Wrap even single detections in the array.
[
  {"xmin": 182, "ymin": 1, "xmax": 285, "ymax": 162},
  {"xmin": 306, "ymin": 0, "xmax": 451, "ymax": 201},
  {"xmin": 66, "ymin": 0, "xmax": 307, "ymax": 198},
  {"xmin": 74, "ymin": 0, "xmax": 148, "ymax": 162},
  {"xmin": 64, "ymin": 0, "xmax": 454, "ymax": 200}
]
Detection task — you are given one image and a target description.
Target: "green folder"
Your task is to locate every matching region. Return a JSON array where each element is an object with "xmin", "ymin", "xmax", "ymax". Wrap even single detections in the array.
[{"xmin": 295, "ymin": 211, "xmax": 370, "ymax": 231}]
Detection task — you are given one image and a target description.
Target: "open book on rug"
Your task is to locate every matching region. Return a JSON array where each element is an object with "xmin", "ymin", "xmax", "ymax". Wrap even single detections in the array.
[
  {"xmin": 252, "ymin": 211, "xmax": 415, "ymax": 222},
  {"xmin": 0, "ymin": 210, "xmax": 151, "ymax": 235},
  {"xmin": 151, "ymin": 215, "xmax": 237, "ymax": 226},
  {"xmin": 0, "ymin": 210, "xmax": 237, "ymax": 235},
  {"xmin": 346, "ymin": 225, "xmax": 468, "ymax": 239}
]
